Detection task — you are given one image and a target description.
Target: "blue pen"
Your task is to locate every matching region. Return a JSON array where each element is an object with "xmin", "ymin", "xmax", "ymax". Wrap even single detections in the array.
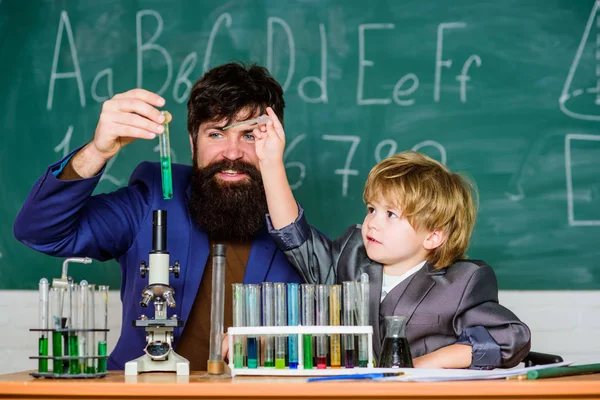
[{"xmin": 307, "ymin": 372, "xmax": 404, "ymax": 382}]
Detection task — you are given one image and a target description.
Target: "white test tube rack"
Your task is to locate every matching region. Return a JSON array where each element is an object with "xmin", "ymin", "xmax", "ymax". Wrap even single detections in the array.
[{"xmin": 227, "ymin": 325, "xmax": 375, "ymax": 377}]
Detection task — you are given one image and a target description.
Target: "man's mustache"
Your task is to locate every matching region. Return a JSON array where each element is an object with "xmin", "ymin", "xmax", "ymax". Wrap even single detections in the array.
[{"xmin": 199, "ymin": 159, "xmax": 261, "ymax": 182}]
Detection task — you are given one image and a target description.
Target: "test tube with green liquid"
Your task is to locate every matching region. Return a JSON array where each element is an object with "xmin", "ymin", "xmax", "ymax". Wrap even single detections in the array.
[
  {"xmin": 78, "ymin": 281, "xmax": 88, "ymax": 373},
  {"xmin": 159, "ymin": 110, "xmax": 173, "ymax": 200},
  {"xmin": 38, "ymin": 278, "xmax": 49, "ymax": 373},
  {"xmin": 232, "ymin": 284, "xmax": 245, "ymax": 368},
  {"xmin": 68, "ymin": 282, "xmax": 80, "ymax": 374},
  {"xmin": 245, "ymin": 284, "xmax": 260, "ymax": 369},
  {"xmin": 274, "ymin": 283, "xmax": 287, "ymax": 369},
  {"xmin": 50, "ymin": 287, "xmax": 64, "ymax": 374},
  {"xmin": 356, "ymin": 273, "xmax": 370, "ymax": 367},
  {"xmin": 86, "ymin": 284, "xmax": 96, "ymax": 374},
  {"xmin": 262, "ymin": 282, "xmax": 275, "ymax": 367},
  {"xmin": 97, "ymin": 285, "xmax": 109, "ymax": 373},
  {"xmin": 301, "ymin": 284, "xmax": 315, "ymax": 369}
]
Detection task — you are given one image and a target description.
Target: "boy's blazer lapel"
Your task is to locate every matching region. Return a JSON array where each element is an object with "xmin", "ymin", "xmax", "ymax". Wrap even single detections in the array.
[{"xmin": 392, "ymin": 263, "xmax": 446, "ymax": 324}]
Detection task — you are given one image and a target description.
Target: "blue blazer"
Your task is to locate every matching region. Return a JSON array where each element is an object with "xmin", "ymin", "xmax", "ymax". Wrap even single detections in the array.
[{"xmin": 14, "ymin": 154, "xmax": 303, "ymax": 369}]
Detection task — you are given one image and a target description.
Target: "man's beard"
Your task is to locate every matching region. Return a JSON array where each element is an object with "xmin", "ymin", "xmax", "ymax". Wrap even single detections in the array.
[{"xmin": 188, "ymin": 159, "xmax": 268, "ymax": 241}]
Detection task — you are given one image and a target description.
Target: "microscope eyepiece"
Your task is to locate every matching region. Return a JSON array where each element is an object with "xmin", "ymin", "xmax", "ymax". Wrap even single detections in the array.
[{"xmin": 152, "ymin": 210, "xmax": 167, "ymax": 252}]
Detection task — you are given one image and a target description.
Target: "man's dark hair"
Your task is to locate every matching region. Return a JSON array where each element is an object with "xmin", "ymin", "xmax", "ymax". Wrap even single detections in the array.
[{"xmin": 187, "ymin": 62, "xmax": 285, "ymax": 144}]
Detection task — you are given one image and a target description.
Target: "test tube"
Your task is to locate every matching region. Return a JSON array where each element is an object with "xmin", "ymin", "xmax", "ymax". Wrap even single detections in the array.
[
  {"xmin": 287, "ymin": 283, "xmax": 300, "ymax": 369},
  {"xmin": 274, "ymin": 283, "xmax": 287, "ymax": 369},
  {"xmin": 208, "ymin": 244, "xmax": 226, "ymax": 375},
  {"xmin": 97, "ymin": 285, "xmax": 109, "ymax": 373},
  {"xmin": 86, "ymin": 284, "xmax": 96, "ymax": 374},
  {"xmin": 38, "ymin": 278, "xmax": 49, "ymax": 373},
  {"xmin": 261, "ymin": 282, "xmax": 275, "ymax": 367},
  {"xmin": 315, "ymin": 284, "xmax": 329, "ymax": 369},
  {"xmin": 245, "ymin": 284, "xmax": 261, "ymax": 369},
  {"xmin": 301, "ymin": 284, "xmax": 315, "ymax": 369},
  {"xmin": 50, "ymin": 287, "xmax": 64, "ymax": 374},
  {"xmin": 232, "ymin": 284, "xmax": 245, "ymax": 368},
  {"xmin": 356, "ymin": 273, "xmax": 370, "ymax": 367},
  {"xmin": 329, "ymin": 285, "xmax": 341, "ymax": 368},
  {"xmin": 67, "ymin": 281, "xmax": 79, "ymax": 374},
  {"xmin": 159, "ymin": 110, "xmax": 173, "ymax": 200},
  {"xmin": 342, "ymin": 281, "xmax": 355, "ymax": 368},
  {"xmin": 78, "ymin": 281, "xmax": 88, "ymax": 373}
]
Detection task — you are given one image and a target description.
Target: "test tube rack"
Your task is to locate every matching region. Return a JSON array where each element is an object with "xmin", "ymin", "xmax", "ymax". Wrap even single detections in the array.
[
  {"xmin": 227, "ymin": 325, "xmax": 375, "ymax": 377},
  {"xmin": 29, "ymin": 327, "xmax": 110, "ymax": 379}
]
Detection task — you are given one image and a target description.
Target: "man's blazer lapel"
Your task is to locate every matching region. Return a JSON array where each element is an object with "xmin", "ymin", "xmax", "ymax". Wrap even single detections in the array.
[{"xmin": 244, "ymin": 229, "xmax": 277, "ymax": 283}]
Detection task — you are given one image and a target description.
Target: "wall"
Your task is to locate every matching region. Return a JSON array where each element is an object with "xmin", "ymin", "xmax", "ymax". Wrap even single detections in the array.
[{"xmin": 1, "ymin": 290, "xmax": 598, "ymax": 374}]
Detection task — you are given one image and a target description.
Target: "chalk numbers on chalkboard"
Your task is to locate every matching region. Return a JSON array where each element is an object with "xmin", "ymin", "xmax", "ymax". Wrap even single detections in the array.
[{"xmin": 322, "ymin": 135, "xmax": 446, "ymax": 197}]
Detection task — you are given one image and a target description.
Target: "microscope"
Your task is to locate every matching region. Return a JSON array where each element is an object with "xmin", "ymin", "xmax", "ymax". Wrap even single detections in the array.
[{"xmin": 124, "ymin": 210, "xmax": 190, "ymax": 376}]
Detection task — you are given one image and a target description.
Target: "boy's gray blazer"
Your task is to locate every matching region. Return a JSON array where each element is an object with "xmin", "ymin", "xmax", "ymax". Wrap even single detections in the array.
[{"xmin": 268, "ymin": 211, "xmax": 531, "ymax": 369}]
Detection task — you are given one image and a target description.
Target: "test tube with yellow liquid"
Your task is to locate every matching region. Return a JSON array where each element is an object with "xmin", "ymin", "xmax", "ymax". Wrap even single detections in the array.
[
  {"xmin": 329, "ymin": 285, "xmax": 341, "ymax": 368},
  {"xmin": 159, "ymin": 111, "xmax": 173, "ymax": 200}
]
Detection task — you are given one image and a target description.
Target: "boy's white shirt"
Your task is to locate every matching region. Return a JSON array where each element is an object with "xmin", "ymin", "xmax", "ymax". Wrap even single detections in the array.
[{"xmin": 381, "ymin": 260, "xmax": 426, "ymax": 302}]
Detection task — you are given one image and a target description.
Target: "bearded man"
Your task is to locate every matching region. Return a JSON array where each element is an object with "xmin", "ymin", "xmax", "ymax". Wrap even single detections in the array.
[{"xmin": 14, "ymin": 62, "xmax": 305, "ymax": 371}]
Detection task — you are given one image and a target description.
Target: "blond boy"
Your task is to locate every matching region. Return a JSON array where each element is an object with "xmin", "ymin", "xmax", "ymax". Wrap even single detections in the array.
[{"xmin": 252, "ymin": 108, "xmax": 530, "ymax": 368}]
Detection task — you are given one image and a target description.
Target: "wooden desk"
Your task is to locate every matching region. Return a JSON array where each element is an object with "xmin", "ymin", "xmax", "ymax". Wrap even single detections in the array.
[{"xmin": 1, "ymin": 371, "xmax": 600, "ymax": 399}]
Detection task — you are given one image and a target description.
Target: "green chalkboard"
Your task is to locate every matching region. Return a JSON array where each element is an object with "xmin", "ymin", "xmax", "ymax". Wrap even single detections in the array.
[{"xmin": 1, "ymin": 0, "xmax": 599, "ymax": 290}]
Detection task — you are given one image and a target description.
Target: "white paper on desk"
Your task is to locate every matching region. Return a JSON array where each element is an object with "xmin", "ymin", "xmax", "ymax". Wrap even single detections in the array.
[{"xmin": 376, "ymin": 361, "xmax": 573, "ymax": 382}]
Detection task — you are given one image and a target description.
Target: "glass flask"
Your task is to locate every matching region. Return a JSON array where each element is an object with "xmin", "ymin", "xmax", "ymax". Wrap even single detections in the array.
[{"xmin": 378, "ymin": 315, "xmax": 413, "ymax": 368}]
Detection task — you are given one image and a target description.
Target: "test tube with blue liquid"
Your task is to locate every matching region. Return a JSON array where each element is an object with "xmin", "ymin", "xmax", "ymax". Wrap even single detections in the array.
[
  {"xmin": 159, "ymin": 110, "xmax": 172, "ymax": 200},
  {"xmin": 274, "ymin": 283, "xmax": 287, "ymax": 369},
  {"xmin": 245, "ymin": 284, "xmax": 260, "ymax": 368},
  {"xmin": 301, "ymin": 284, "xmax": 315, "ymax": 369},
  {"xmin": 232, "ymin": 284, "xmax": 245, "ymax": 368},
  {"xmin": 287, "ymin": 283, "xmax": 300, "ymax": 369},
  {"xmin": 262, "ymin": 282, "xmax": 275, "ymax": 367}
]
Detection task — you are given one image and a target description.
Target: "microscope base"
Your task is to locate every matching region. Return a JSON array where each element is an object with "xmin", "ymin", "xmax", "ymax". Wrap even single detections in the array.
[{"xmin": 124, "ymin": 351, "xmax": 190, "ymax": 376}]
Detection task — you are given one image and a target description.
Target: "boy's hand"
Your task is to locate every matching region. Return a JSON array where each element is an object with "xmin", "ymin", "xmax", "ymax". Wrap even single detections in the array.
[
  {"xmin": 255, "ymin": 107, "xmax": 285, "ymax": 167},
  {"xmin": 255, "ymin": 106, "xmax": 298, "ymax": 229},
  {"xmin": 412, "ymin": 344, "xmax": 472, "ymax": 369},
  {"xmin": 222, "ymin": 334, "xmax": 230, "ymax": 363}
]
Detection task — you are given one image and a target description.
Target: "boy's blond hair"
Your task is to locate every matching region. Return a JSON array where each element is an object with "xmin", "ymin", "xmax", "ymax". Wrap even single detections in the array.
[{"xmin": 363, "ymin": 151, "xmax": 478, "ymax": 269}]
